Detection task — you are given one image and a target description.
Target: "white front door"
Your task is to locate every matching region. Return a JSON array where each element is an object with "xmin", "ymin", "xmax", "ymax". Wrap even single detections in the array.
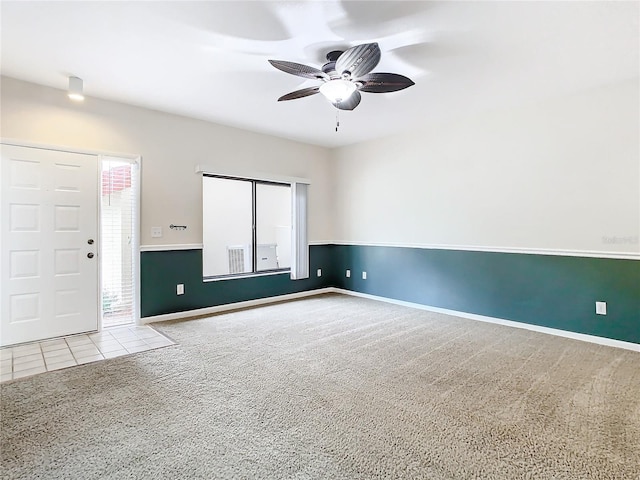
[{"xmin": 1, "ymin": 144, "xmax": 99, "ymax": 346}]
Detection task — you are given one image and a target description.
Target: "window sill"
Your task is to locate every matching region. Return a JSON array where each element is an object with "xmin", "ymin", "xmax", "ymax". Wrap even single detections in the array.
[{"xmin": 203, "ymin": 270, "xmax": 291, "ymax": 283}]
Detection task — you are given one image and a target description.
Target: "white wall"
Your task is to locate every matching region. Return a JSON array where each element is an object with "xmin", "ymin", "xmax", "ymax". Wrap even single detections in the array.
[
  {"xmin": 330, "ymin": 79, "xmax": 640, "ymax": 254},
  {"xmin": 3, "ymin": 76, "xmax": 637, "ymax": 255},
  {"xmin": 0, "ymin": 76, "xmax": 334, "ymax": 246}
]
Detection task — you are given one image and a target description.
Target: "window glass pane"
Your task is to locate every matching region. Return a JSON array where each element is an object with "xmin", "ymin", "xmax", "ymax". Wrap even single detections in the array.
[
  {"xmin": 101, "ymin": 157, "xmax": 138, "ymax": 326},
  {"xmin": 202, "ymin": 177, "xmax": 253, "ymax": 276},
  {"xmin": 256, "ymin": 183, "xmax": 291, "ymax": 271}
]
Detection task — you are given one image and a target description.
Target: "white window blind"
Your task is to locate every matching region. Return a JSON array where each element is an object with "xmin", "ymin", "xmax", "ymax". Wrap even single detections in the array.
[
  {"xmin": 290, "ymin": 182, "xmax": 309, "ymax": 280},
  {"xmin": 101, "ymin": 157, "xmax": 138, "ymax": 327}
]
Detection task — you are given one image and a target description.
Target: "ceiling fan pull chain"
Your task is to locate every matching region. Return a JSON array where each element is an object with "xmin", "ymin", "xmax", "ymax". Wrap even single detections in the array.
[{"xmin": 336, "ymin": 108, "xmax": 340, "ymax": 132}]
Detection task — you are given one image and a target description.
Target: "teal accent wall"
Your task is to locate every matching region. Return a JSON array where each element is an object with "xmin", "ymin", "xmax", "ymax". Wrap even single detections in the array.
[
  {"xmin": 141, "ymin": 245, "xmax": 335, "ymax": 317},
  {"xmin": 331, "ymin": 245, "xmax": 640, "ymax": 344},
  {"xmin": 141, "ymin": 243, "xmax": 638, "ymax": 345}
]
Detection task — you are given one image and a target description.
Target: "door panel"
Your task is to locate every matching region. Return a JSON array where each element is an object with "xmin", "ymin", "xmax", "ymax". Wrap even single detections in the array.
[{"xmin": 1, "ymin": 144, "xmax": 99, "ymax": 346}]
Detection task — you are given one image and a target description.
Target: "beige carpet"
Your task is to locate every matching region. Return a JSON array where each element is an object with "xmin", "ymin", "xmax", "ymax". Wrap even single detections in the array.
[{"xmin": 1, "ymin": 294, "xmax": 639, "ymax": 479}]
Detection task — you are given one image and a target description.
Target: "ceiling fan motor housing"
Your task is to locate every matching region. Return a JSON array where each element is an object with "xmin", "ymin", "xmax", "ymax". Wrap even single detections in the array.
[
  {"xmin": 325, "ymin": 50, "xmax": 343, "ymax": 62},
  {"xmin": 322, "ymin": 61, "xmax": 338, "ymax": 77}
]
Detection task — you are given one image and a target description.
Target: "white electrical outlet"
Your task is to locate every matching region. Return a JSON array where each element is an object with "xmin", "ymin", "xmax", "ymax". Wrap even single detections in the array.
[
  {"xmin": 346, "ymin": 269, "xmax": 351, "ymax": 278},
  {"xmin": 362, "ymin": 271, "xmax": 367, "ymax": 280},
  {"xmin": 595, "ymin": 301, "xmax": 607, "ymax": 315},
  {"xmin": 317, "ymin": 268, "xmax": 322, "ymax": 277},
  {"xmin": 151, "ymin": 226, "xmax": 163, "ymax": 238},
  {"xmin": 177, "ymin": 284, "xmax": 184, "ymax": 295}
]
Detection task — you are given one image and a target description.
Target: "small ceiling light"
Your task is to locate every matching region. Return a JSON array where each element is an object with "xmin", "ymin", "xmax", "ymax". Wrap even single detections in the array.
[
  {"xmin": 68, "ymin": 76, "xmax": 84, "ymax": 101},
  {"xmin": 319, "ymin": 79, "xmax": 356, "ymax": 104}
]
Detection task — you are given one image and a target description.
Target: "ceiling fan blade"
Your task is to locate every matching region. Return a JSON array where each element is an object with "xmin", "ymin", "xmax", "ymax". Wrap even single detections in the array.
[
  {"xmin": 357, "ymin": 73, "xmax": 415, "ymax": 93},
  {"xmin": 335, "ymin": 43, "xmax": 381, "ymax": 78},
  {"xmin": 277, "ymin": 86, "xmax": 320, "ymax": 102},
  {"xmin": 268, "ymin": 60, "xmax": 328, "ymax": 80},
  {"xmin": 332, "ymin": 90, "xmax": 361, "ymax": 111}
]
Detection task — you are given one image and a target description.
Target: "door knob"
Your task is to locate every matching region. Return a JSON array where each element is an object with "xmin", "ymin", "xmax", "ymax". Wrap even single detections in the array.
[
  {"xmin": 88, "ymin": 239, "xmax": 94, "ymax": 245},
  {"xmin": 87, "ymin": 252, "xmax": 94, "ymax": 259}
]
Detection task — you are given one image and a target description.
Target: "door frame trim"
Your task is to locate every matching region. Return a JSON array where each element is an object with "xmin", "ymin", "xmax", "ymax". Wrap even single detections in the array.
[{"xmin": 1, "ymin": 138, "xmax": 142, "ymax": 330}]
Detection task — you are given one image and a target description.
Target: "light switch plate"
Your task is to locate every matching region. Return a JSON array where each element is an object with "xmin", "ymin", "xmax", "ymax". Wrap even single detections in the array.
[
  {"xmin": 346, "ymin": 270, "xmax": 351, "ymax": 278},
  {"xmin": 595, "ymin": 301, "xmax": 607, "ymax": 315},
  {"xmin": 151, "ymin": 227, "xmax": 163, "ymax": 238},
  {"xmin": 362, "ymin": 271, "xmax": 367, "ymax": 280},
  {"xmin": 177, "ymin": 284, "xmax": 184, "ymax": 295},
  {"xmin": 317, "ymin": 269, "xmax": 322, "ymax": 277}
]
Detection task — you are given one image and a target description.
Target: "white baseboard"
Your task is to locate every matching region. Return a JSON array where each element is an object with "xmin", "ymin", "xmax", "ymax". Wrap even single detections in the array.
[
  {"xmin": 141, "ymin": 286, "xmax": 639, "ymax": 353},
  {"xmin": 330, "ymin": 288, "xmax": 640, "ymax": 353},
  {"xmin": 141, "ymin": 287, "xmax": 335, "ymax": 324}
]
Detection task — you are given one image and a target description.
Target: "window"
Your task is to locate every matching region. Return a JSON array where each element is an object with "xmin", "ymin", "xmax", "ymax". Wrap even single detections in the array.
[
  {"xmin": 202, "ymin": 174, "xmax": 307, "ymax": 279},
  {"xmin": 101, "ymin": 156, "xmax": 139, "ymax": 327}
]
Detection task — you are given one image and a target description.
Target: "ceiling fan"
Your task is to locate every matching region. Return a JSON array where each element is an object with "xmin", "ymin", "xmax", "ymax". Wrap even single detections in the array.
[{"xmin": 268, "ymin": 42, "xmax": 414, "ymax": 111}]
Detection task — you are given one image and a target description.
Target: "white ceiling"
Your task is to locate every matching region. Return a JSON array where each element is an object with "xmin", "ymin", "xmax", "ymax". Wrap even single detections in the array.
[{"xmin": 1, "ymin": 1, "xmax": 638, "ymax": 148}]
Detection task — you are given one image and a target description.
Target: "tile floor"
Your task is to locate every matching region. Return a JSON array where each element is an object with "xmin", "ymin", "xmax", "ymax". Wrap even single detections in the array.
[{"xmin": 0, "ymin": 325, "xmax": 174, "ymax": 383}]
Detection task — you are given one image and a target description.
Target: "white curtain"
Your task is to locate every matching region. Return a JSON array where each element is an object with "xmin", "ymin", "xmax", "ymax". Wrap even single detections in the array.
[{"xmin": 290, "ymin": 182, "xmax": 309, "ymax": 280}]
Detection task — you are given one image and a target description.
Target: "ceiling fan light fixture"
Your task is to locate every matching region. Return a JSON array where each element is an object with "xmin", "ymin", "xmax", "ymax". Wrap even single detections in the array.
[
  {"xmin": 319, "ymin": 79, "xmax": 357, "ymax": 103},
  {"xmin": 269, "ymin": 43, "xmax": 413, "ymax": 112}
]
